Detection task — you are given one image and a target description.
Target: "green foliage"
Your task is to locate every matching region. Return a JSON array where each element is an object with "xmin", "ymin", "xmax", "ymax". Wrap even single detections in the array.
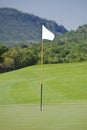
[
  {"xmin": 0, "ymin": 45, "xmax": 8, "ymax": 63},
  {"xmin": 0, "ymin": 44, "xmax": 8, "ymax": 55},
  {"xmin": 0, "ymin": 46, "xmax": 38, "ymax": 73},
  {"xmin": 1, "ymin": 57, "xmax": 15, "ymax": 72}
]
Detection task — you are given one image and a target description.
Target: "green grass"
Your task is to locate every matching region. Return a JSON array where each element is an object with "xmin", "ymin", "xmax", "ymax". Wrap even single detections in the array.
[
  {"xmin": 0, "ymin": 62, "xmax": 87, "ymax": 130},
  {"xmin": 0, "ymin": 62, "xmax": 87, "ymax": 105},
  {"xmin": 0, "ymin": 105, "xmax": 87, "ymax": 130}
]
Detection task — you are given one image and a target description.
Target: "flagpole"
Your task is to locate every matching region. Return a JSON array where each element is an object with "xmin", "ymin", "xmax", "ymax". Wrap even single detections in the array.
[
  {"xmin": 40, "ymin": 25, "xmax": 55, "ymax": 111},
  {"xmin": 40, "ymin": 39, "xmax": 44, "ymax": 111}
]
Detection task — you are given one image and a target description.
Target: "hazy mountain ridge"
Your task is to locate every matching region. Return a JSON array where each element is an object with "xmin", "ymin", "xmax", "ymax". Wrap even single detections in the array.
[
  {"xmin": 59, "ymin": 24, "xmax": 87, "ymax": 43},
  {"xmin": 0, "ymin": 8, "xmax": 68, "ymax": 46}
]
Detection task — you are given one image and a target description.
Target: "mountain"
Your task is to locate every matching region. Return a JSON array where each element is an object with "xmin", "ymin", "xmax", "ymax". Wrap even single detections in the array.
[{"xmin": 0, "ymin": 8, "xmax": 68, "ymax": 46}]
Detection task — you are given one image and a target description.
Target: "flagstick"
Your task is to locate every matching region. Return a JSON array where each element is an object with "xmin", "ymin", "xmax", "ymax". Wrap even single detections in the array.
[
  {"xmin": 40, "ymin": 25, "xmax": 55, "ymax": 111},
  {"xmin": 40, "ymin": 83, "xmax": 43, "ymax": 111},
  {"xmin": 40, "ymin": 39, "xmax": 44, "ymax": 111}
]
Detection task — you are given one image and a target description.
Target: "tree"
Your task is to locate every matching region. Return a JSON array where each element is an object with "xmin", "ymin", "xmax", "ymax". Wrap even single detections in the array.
[
  {"xmin": 1, "ymin": 57, "xmax": 15, "ymax": 72},
  {"xmin": 20, "ymin": 49, "xmax": 37, "ymax": 67}
]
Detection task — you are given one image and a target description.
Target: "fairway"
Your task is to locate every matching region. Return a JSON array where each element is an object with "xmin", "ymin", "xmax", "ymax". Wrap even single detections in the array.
[
  {"xmin": 0, "ymin": 62, "xmax": 87, "ymax": 105},
  {"xmin": 0, "ymin": 105, "xmax": 87, "ymax": 130}
]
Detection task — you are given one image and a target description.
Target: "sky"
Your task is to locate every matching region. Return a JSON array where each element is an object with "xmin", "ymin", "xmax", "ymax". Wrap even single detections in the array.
[{"xmin": 0, "ymin": 0, "xmax": 87, "ymax": 31}]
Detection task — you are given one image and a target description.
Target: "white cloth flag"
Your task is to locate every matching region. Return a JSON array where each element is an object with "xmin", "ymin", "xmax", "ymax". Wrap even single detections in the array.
[{"xmin": 42, "ymin": 25, "xmax": 55, "ymax": 41}]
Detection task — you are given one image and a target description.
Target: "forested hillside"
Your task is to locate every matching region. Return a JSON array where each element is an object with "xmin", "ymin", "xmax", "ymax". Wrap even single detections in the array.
[
  {"xmin": 0, "ymin": 24, "xmax": 87, "ymax": 73},
  {"xmin": 0, "ymin": 8, "xmax": 67, "ymax": 46}
]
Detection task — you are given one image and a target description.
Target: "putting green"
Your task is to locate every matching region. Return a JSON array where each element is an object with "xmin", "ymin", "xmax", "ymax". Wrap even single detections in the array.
[{"xmin": 0, "ymin": 105, "xmax": 87, "ymax": 130}]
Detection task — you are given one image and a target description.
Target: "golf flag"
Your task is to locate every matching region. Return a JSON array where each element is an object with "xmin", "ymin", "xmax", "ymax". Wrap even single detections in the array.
[
  {"xmin": 40, "ymin": 25, "xmax": 55, "ymax": 111},
  {"xmin": 42, "ymin": 25, "xmax": 55, "ymax": 41}
]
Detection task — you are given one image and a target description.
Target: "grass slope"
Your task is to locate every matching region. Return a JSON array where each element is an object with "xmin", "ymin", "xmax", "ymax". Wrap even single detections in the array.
[{"xmin": 0, "ymin": 62, "xmax": 87, "ymax": 105}]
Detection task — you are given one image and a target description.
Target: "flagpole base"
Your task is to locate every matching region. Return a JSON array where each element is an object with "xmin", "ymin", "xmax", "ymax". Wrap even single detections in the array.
[{"xmin": 40, "ymin": 83, "xmax": 43, "ymax": 111}]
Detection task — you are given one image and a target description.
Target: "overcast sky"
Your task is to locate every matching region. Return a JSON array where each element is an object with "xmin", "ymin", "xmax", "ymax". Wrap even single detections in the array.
[{"xmin": 0, "ymin": 0, "xmax": 87, "ymax": 31}]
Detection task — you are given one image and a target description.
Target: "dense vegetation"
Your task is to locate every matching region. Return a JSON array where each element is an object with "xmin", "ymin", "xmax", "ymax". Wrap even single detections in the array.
[
  {"xmin": 0, "ymin": 24, "xmax": 87, "ymax": 73},
  {"xmin": 0, "ymin": 8, "xmax": 67, "ymax": 46},
  {"xmin": 0, "ymin": 45, "xmax": 38, "ymax": 73}
]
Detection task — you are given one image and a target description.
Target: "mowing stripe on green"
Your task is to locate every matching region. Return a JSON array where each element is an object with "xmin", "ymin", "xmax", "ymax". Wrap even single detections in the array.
[{"xmin": 0, "ymin": 62, "xmax": 87, "ymax": 105}]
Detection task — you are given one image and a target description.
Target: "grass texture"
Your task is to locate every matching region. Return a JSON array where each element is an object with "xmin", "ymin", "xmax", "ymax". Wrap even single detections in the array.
[
  {"xmin": 0, "ymin": 105, "xmax": 87, "ymax": 130},
  {"xmin": 0, "ymin": 62, "xmax": 87, "ymax": 105},
  {"xmin": 0, "ymin": 62, "xmax": 87, "ymax": 130}
]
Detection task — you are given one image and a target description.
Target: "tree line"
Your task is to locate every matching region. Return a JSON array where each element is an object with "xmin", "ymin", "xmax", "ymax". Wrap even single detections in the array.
[
  {"xmin": 0, "ymin": 24, "xmax": 87, "ymax": 73},
  {"xmin": 0, "ymin": 44, "xmax": 39, "ymax": 73},
  {"xmin": 0, "ymin": 37, "xmax": 87, "ymax": 73}
]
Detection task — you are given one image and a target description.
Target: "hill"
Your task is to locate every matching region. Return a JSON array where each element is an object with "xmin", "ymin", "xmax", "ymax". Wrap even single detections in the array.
[
  {"xmin": 0, "ymin": 62, "xmax": 87, "ymax": 105},
  {"xmin": 42, "ymin": 24, "xmax": 87, "ymax": 63},
  {"xmin": 60, "ymin": 24, "xmax": 87, "ymax": 43},
  {"xmin": 0, "ymin": 8, "xmax": 68, "ymax": 46}
]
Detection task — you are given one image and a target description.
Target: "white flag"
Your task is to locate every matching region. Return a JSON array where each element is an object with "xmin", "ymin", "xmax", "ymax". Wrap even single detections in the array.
[{"xmin": 42, "ymin": 25, "xmax": 55, "ymax": 41}]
